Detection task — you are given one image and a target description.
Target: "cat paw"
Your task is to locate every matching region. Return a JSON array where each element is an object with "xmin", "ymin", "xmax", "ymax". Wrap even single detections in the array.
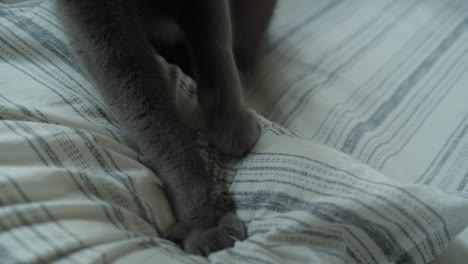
[
  {"xmin": 166, "ymin": 213, "xmax": 246, "ymax": 256},
  {"xmin": 207, "ymin": 109, "xmax": 260, "ymax": 158}
]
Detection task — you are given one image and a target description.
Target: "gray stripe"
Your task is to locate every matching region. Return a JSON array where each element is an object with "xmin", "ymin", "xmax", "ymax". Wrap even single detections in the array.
[
  {"xmin": 75, "ymin": 130, "xmax": 158, "ymax": 230},
  {"xmin": 0, "ymin": 7, "xmax": 83, "ymax": 75},
  {"xmin": 314, "ymin": 0, "xmax": 465, "ymax": 145},
  {"xmin": 0, "ymin": 176, "xmax": 82, "ymax": 264},
  {"xmin": 282, "ymin": 0, "xmax": 421, "ymax": 127},
  {"xmin": 234, "ymin": 191, "xmax": 415, "ymax": 263},
  {"xmin": 267, "ymin": 0, "xmax": 344, "ymax": 53},
  {"xmin": 342, "ymin": 12, "xmax": 468, "ymax": 154},
  {"xmin": 234, "ymin": 176, "xmax": 431, "ymax": 261},
  {"xmin": 249, "ymin": 152, "xmax": 451, "ymax": 241},
  {"xmin": 225, "ymin": 249, "xmax": 274, "ymax": 264},
  {"xmin": 2, "ymin": 118, "xmax": 128, "ymax": 238},
  {"xmin": 278, "ymin": 214, "xmax": 379, "ymax": 263},
  {"xmin": 0, "ymin": 6, "xmax": 115, "ymax": 114},
  {"xmin": 0, "ymin": 217, "xmax": 47, "ymax": 264},
  {"xmin": 0, "ymin": 20, "xmax": 117, "ymax": 125},
  {"xmin": 375, "ymin": 46, "xmax": 468, "ymax": 170},
  {"xmin": 3, "ymin": 174, "xmax": 109, "ymax": 263},
  {"xmin": 0, "ymin": 244, "xmax": 17, "ymax": 264},
  {"xmin": 418, "ymin": 107, "xmax": 468, "ymax": 185},
  {"xmin": 457, "ymin": 164, "xmax": 468, "ymax": 191},
  {"xmin": 0, "ymin": 114, "xmax": 49, "ymax": 166},
  {"xmin": 0, "ymin": 40, "xmax": 128, "ymax": 147},
  {"xmin": 35, "ymin": 5, "xmax": 64, "ymax": 32},
  {"xmin": 0, "ymin": 94, "xmax": 49, "ymax": 123},
  {"xmin": 0, "ymin": 13, "xmax": 129, "ymax": 147},
  {"xmin": 357, "ymin": 12, "xmax": 468, "ymax": 161},
  {"xmin": 264, "ymin": 0, "xmax": 402, "ymax": 118}
]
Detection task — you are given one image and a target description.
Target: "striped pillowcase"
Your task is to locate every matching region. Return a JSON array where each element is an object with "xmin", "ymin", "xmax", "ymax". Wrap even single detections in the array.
[{"xmin": 0, "ymin": 1, "xmax": 467, "ymax": 263}]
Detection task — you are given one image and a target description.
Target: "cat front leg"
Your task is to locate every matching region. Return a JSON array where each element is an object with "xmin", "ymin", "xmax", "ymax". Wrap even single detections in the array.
[
  {"xmin": 177, "ymin": 0, "xmax": 261, "ymax": 159},
  {"xmin": 231, "ymin": 0, "xmax": 278, "ymax": 71},
  {"xmin": 58, "ymin": 0, "xmax": 239, "ymax": 256}
]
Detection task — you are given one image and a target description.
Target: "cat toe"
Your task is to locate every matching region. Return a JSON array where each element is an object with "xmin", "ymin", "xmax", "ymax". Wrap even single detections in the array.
[
  {"xmin": 184, "ymin": 214, "xmax": 246, "ymax": 256},
  {"xmin": 207, "ymin": 109, "xmax": 260, "ymax": 158},
  {"xmin": 165, "ymin": 222, "xmax": 192, "ymax": 245},
  {"xmin": 166, "ymin": 213, "xmax": 246, "ymax": 256},
  {"xmin": 184, "ymin": 227, "xmax": 234, "ymax": 256}
]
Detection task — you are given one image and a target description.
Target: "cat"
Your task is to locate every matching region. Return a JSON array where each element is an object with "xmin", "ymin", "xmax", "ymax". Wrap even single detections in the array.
[{"xmin": 57, "ymin": 0, "xmax": 277, "ymax": 256}]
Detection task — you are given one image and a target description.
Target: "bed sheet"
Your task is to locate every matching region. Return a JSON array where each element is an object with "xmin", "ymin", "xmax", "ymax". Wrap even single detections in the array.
[
  {"xmin": 1, "ymin": 0, "xmax": 468, "ymax": 263},
  {"xmin": 245, "ymin": 1, "xmax": 468, "ymax": 262}
]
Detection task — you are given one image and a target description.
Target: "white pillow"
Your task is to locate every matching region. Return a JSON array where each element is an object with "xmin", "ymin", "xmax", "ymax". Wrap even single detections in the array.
[{"xmin": 1, "ymin": 1, "xmax": 467, "ymax": 263}]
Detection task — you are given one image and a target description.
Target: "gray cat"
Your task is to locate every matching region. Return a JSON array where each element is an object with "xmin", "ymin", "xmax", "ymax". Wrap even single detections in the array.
[{"xmin": 57, "ymin": 0, "xmax": 276, "ymax": 256}]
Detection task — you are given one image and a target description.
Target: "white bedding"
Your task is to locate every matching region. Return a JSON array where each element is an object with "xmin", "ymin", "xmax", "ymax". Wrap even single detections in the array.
[{"xmin": 1, "ymin": 0, "xmax": 468, "ymax": 263}]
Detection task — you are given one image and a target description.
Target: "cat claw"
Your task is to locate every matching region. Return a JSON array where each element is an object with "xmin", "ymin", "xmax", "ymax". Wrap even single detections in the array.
[
  {"xmin": 166, "ymin": 213, "xmax": 246, "ymax": 256},
  {"xmin": 207, "ymin": 109, "xmax": 260, "ymax": 158}
]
